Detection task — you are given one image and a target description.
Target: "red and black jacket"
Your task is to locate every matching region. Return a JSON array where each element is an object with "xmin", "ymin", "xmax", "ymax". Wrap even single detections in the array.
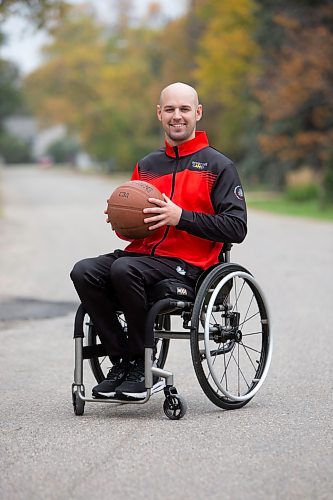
[{"xmin": 123, "ymin": 131, "xmax": 247, "ymax": 270}]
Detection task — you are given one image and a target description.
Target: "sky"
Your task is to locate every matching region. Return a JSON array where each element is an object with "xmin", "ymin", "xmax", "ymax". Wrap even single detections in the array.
[{"xmin": 1, "ymin": 0, "xmax": 188, "ymax": 75}]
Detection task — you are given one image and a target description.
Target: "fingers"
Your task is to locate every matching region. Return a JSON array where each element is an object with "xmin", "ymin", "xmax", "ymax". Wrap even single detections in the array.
[
  {"xmin": 144, "ymin": 212, "xmax": 169, "ymax": 230},
  {"xmin": 143, "ymin": 195, "xmax": 168, "ymax": 214},
  {"xmin": 143, "ymin": 193, "xmax": 181, "ymax": 229},
  {"xmin": 143, "ymin": 213, "xmax": 165, "ymax": 224},
  {"xmin": 146, "ymin": 221, "xmax": 166, "ymax": 230},
  {"xmin": 146, "ymin": 196, "xmax": 166, "ymax": 207},
  {"xmin": 143, "ymin": 195, "xmax": 167, "ymax": 223}
]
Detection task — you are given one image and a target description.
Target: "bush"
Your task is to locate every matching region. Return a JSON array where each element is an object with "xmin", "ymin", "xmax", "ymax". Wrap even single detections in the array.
[
  {"xmin": 0, "ymin": 132, "xmax": 32, "ymax": 164},
  {"xmin": 46, "ymin": 137, "xmax": 79, "ymax": 164},
  {"xmin": 322, "ymin": 156, "xmax": 333, "ymax": 204},
  {"xmin": 285, "ymin": 183, "xmax": 320, "ymax": 202}
]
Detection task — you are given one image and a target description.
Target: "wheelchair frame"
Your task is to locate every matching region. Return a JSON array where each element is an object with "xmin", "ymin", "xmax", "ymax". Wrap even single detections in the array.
[{"xmin": 72, "ymin": 244, "xmax": 272, "ymax": 419}]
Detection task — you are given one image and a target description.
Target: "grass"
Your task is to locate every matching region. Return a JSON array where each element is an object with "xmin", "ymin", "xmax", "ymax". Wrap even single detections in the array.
[{"xmin": 246, "ymin": 193, "xmax": 333, "ymax": 221}]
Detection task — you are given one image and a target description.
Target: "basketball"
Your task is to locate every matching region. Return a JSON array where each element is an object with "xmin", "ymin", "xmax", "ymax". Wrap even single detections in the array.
[{"xmin": 106, "ymin": 180, "xmax": 164, "ymax": 239}]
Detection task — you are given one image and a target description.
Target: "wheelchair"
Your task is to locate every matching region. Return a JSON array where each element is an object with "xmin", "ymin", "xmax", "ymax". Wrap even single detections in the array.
[{"xmin": 72, "ymin": 244, "xmax": 272, "ymax": 420}]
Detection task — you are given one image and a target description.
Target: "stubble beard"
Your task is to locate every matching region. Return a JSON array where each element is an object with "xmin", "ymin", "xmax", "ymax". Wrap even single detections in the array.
[{"xmin": 166, "ymin": 123, "xmax": 195, "ymax": 145}]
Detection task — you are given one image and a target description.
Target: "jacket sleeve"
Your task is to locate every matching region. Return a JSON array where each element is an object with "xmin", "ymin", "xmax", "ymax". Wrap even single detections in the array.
[{"xmin": 177, "ymin": 162, "xmax": 247, "ymax": 243}]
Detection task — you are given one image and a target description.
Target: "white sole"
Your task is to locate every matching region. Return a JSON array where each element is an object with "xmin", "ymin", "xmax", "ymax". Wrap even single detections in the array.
[
  {"xmin": 93, "ymin": 391, "xmax": 116, "ymax": 398},
  {"xmin": 118, "ymin": 379, "xmax": 166, "ymax": 400}
]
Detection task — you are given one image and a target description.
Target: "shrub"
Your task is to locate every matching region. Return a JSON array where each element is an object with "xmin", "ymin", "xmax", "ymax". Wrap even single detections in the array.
[
  {"xmin": 285, "ymin": 184, "xmax": 320, "ymax": 202},
  {"xmin": 46, "ymin": 137, "xmax": 79, "ymax": 164},
  {"xmin": 0, "ymin": 132, "xmax": 32, "ymax": 164}
]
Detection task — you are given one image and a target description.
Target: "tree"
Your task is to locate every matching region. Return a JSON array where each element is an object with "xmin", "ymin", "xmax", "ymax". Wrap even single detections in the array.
[
  {"xmin": 24, "ymin": 5, "xmax": 165, "ymax": 169},
  {"xmin": 193, "ymin": 0, "xmax": 259, "ymax": 157},
  {"xmin": 251, "ymin": 1, "xmax": 333, "ymax": 194},
  {"xmin": 0, "ymin": 59, "xmax": 32, "ymax": 163},
  {"xmin": 0, "ymin": 59, "xmax": 22, "ymax": 120},
  {"xmin": 0, "ymin": 0, "xmax": 68, "ymax": 28},
  {"xmin": 0, "ymin": 0, "xmax": 71, "ymax": 164}
]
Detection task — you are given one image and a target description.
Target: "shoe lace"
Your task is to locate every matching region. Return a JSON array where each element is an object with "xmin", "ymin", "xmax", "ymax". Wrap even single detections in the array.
[
  {"xmin": 125, "ymin": 360, "xmax": 144, "ymax": 381},
  {"xmin": 106, "ymin": 361, "xmax": 126, "ymax": 379}
]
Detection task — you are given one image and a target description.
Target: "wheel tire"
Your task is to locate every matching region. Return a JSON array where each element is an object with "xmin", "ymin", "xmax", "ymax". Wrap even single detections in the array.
[
  {"xmin": 154, "ymin": 314, "xmax": 170, "ymax": 369},
  {"xmin": 190, "ymin": 264, "xmax": 271, "ymax": 410},
  {"xmin": 73, "ymin": 390, "xmax": 85, "ymax": 416},
  {"xmin": 163, "ymin": 394, "xmax": 187, "ymax": 420},
  {"xmin": 86, "ymin": 319, "xmax": 108, "ymax": 383}
]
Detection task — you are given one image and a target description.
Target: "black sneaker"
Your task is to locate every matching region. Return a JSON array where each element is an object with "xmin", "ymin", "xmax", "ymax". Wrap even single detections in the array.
[
  {"xmin": 115, "ymin": 358, "xmax": 165, "ymax": 400},
  {"xmin": 92, "ymin": 359, "xmax": 131, "ymax": 398}
]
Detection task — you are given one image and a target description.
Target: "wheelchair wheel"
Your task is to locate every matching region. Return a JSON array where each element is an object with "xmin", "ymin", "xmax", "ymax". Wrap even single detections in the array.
[
  {"xmin": 72, "ymin": 388, "xmax": 85, "ymax": 416},
  {"xmin": 190, "ymin": 264, "xmax": 272, "ymax": 410},
  {"xmin": 154, "ymin": 314, "xmax": 170, "ymax": 369},
  {"xmin": 163, "ymin": 393, "xmax": 187, "ymax": 420},
  {"xmin": 83, "ymin": 312, "xmax": 170, "ymax": 383}
]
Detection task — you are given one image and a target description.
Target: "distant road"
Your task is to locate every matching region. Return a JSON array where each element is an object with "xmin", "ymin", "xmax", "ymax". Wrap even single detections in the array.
[{"xmin": 0, "ymin": 166, "xmax": 332, "ymax": 500}]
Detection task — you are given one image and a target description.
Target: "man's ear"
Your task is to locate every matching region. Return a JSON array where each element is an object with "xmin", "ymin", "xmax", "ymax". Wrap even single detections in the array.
[
  {"xmin": 156, "ymin": 105, "xmax": 162, "ymax": 122},
  {"xmin": 196, "ymin": 104, "xmax": 203, "ymax": 122}
]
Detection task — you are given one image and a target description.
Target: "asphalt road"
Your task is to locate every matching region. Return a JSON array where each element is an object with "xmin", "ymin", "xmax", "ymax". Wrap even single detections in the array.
[{"xmin": 0, "ymin": 166, "xmax": 332, "ymax": 500}]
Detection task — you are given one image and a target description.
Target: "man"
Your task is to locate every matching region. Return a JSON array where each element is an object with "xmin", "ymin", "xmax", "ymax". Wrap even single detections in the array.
[{"xmin": 70, "ymin": 82, "xmax": 247, "ymax": 400}]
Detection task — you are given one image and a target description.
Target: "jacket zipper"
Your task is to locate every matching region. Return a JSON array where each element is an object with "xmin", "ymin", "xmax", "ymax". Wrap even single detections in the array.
[{"xmin": 151, "ymin": 146, "xmax": 179, "ymax": 256}]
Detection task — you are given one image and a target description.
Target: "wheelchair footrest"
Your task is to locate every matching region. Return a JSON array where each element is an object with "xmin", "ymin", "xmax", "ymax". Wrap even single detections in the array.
[{"xmin": 82, "ymin": 344, "xmax": 108, "ymax": 359}]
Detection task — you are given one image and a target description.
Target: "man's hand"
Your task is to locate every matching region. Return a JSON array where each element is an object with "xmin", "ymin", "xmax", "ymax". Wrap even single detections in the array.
[{"xmin": 143, "ymin": 193, "xmax": 182, "ymax": 230}]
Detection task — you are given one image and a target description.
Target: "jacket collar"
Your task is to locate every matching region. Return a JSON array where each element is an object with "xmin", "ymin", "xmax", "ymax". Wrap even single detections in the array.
[{"xmin": 165, "ymin": 131, "xmax": 209, "ymax": 158}]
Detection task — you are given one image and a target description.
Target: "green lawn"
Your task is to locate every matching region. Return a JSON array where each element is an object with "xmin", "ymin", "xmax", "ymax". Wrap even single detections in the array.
[{"xmin": 247, "ymin": 194, "xmax": 333, "ymax": 221}]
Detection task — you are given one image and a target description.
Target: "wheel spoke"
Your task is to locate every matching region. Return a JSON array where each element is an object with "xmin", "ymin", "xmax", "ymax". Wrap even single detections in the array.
[
  {"xmin": 231, "ymin": 278, "xmax": 245, "ymax": 314},
  {"xmin": 240, "ymin": 342, "xmax": 261, "ymax": 355},
  {"xmin": 239, "ymin": 293, "xmax": 255, "ymax": 333},
  {"xmin": 239, "ymin": 342, "xmax": 260, "ymax": 372},
  {"xmin": 237, "ymin": 343, "xmax": 240, "ymax": 396},
  {"xmin": 223, "ymin": 346, "xmax": 228, "ymax": 392},
  {"xmin": 99, "ymin": 355, "xmax": 107, "ymax": 365},
  {"xmin": 230, "ymin": 349, "xmax": 251, "ymax": 390},
  {"xmin": 238, "ymin": 311, "xmax": 260, "ymax": 328},
  {"xmin": 242, "ymin": 330, "xmax": 263, "ymax": 337},
  {"xmin": 218, "ymin": 342, "xmax": 236, "ymax": 386}
]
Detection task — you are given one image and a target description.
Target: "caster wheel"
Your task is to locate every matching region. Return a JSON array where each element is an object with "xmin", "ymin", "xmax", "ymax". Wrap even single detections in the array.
[
  {"xmin": 163, "ymin": 394, "xmax": 187, "ymax": 420},
  {"xmin": 73, "ymin": 390, "xmax": 85, "ymax": 416}
]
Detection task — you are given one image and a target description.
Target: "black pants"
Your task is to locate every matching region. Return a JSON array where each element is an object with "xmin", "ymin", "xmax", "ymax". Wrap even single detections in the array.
[{"xmin": 70, "ymin": 250, "xmax": 201, "ymax": 360}]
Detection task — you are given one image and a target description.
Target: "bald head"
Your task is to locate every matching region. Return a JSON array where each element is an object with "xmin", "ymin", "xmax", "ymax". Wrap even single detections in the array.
[
  {"xmin": 157, "ymin": 82, "xmax": 202, "ymax": 146},
  {"xmin": 159, "ymin": 82, "xmax": 199, "ymax": 107}
]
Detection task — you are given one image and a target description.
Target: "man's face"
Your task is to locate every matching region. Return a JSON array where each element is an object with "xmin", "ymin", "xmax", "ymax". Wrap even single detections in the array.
[{"xmin": 157, "ymin": 87, "xmax": 202, "ymax": 146}]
